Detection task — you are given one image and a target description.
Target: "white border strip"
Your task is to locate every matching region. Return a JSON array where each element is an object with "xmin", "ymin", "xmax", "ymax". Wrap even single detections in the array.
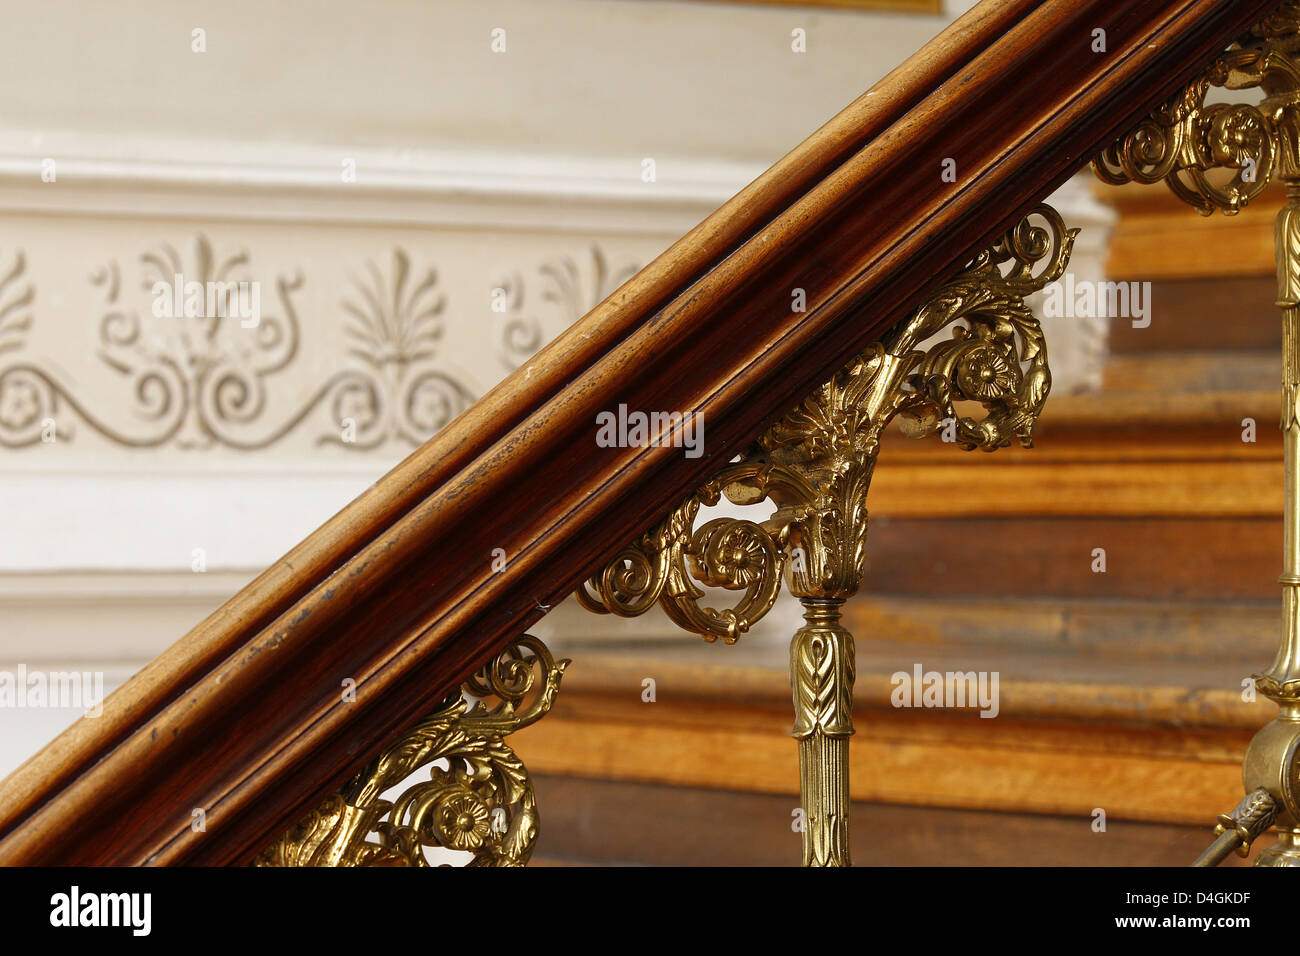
[{"xmin": 0, "ymin": 133, "xmax": 766, "ymax": 233}]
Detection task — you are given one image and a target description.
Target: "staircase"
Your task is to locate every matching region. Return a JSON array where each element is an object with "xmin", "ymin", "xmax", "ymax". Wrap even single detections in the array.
[
  {"xmin": 518, "ymin": 180, "xmax": 1285, "ymax": 863},
  {"xmin": 0, "ymin": 0, "xmax": 1292, "ymax": 867}
]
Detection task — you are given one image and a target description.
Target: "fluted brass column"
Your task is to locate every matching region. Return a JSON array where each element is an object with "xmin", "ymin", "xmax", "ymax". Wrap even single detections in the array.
[
  {"xmin": 1245, "ymin": 134, "xmax": 1300, "ymax": 865},
  {"xmin": 1188, "ymin": 188, "xmax": 1300, "ymax": 859},
  {"xmin": 1199, "ymin": 85, "xmax": 1300, "ymax": 866},
  {"xmin": 1091, "ymin": 7, "xmax": 1300, "ymax": 864},
  {"xmin": 790, "ymin": 599, "xmax": 855, "ymax": 866}
]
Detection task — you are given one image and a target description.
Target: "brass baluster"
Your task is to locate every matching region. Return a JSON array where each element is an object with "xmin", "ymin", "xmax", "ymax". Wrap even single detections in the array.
[
  {"xmin": 579, "ymin": 206, "xmax": 1074, "ymax": 866},
  {"xmin": 790, "ymin": 599, "xmax": 855, "ymax": 866},
  {"xmin": 1236, "ymin": 159, "xmax": 1300, "ymax": 867},
  {"xmin": 1093, "ymin": 5, "xmax": 1300, "ymax": 865}
]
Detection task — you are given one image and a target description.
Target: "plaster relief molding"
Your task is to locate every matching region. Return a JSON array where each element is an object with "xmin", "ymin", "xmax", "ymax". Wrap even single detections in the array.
[
  {"xmin": 336, "ymin": 248, "xmax": 475, "ymax": 449},
  {"xmin": 0, "ymin": 237, "xmax": 646, "ymax": 455},
  {"xmin": 0, "ymin": 239, "xmax": 479, "ymax": 451},
  {"xmin": 495, "ymin": 246, "xmax": 641, "ymax": 372},
  {"xmin": 0, "ymin": 165, "xmax": 1109, "ymax": 576},
  {"xmin": 0, "ymin": 228, "xmax": 648, "ymax": 572}
]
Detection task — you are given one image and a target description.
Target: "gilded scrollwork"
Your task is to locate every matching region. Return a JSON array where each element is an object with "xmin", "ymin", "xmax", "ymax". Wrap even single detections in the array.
[
  {"xmin": 577, "ymin": 204, "xmax": 1066, "ymax": 868},
  {"xmin": 575, "ymin": 479, "xmax": 784, "ymax": 644},
  {"xmin": 255, "ymin": 634, "xmax": 567, "ymax": 868},
  {"xmin": 1094, "ymin": 4, "xmax": 1300, "ymax": 215},
  {"xmin": 1098, "ymin": 3, "xmax": 1300, "ymax": 869},
  {"xmin": 578, "ymin": 204, "xmax": 1076, "ymax": 633},
  {"xmin": 574, "ymin": 204, "xmax": 1073, "ymax": 867}
]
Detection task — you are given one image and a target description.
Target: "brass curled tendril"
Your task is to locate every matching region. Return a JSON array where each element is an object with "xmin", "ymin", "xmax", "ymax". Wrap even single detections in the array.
[
  {"xmin": 577, "ymin": 476, "xmax": 784, "ymax": 643},
  {"xmin": 1093, "ymin": 13, "xmax": 1300, "ymax": 216},
  {"xmin": 580, "ymin": 203, "xmax": 1074, "ymax": 630},
  {"xmin": 893, "ymin": 204, "xmax": 1075, "ymax": 452},
  {"xmin": 254, "ymin": 634, "xmax": 567, "ymax": 867}
]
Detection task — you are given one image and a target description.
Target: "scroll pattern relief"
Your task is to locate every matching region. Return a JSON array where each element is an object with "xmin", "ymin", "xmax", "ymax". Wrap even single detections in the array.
[
  {"xmin": 0, "ymin": 239, "xmax": 635, "ymax": 450},
  {"xmin": 0, "ymin": 252, "xmax": 38, "ymax": 442},
  {"xmin": 334, "ymin": 249, "xmax": 474, "ymax": 450},
  {"xmin": 494, "ymin": 245, "xmax": 639, "ymax": 371},
  {"xmin": 256, "ymin": 635, "xmax": 567, "ymax": 867},
  {"xmin": 577, "ymin": 205, "xmax": 1075, "ymax": 643}
]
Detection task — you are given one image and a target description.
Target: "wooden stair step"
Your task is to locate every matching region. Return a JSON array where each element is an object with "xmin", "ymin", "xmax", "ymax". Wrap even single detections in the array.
[{"xmin": 1102, "ymin": 351, "xmax": 1278, "ymax": 395}]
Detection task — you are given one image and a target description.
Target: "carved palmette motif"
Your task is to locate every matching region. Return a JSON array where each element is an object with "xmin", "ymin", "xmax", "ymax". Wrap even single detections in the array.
[
  {"xmin": 578, "ymin": 204, "xmax": 1076, "ymax": 631},
  {"xmin": 255, "ymin": 635, "xmax": 566, "ymax": 867},
  {"xmin": 0, "ymin": 240, "xmax": 478, "ymax": 450},
  {"xmin": 0, "ymin": 241, "xmax": 641, "ymax": 451}
]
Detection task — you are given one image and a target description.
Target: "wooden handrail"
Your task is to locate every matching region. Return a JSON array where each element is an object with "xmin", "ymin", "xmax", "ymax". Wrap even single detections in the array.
[{"xmin": 0, "ymin": 0, "xmax": 1275, "ymax": 865}]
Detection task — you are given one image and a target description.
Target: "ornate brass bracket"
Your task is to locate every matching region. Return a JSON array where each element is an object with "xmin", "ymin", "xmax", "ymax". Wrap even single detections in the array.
[
  {"xmin": 579, "ymin": 205, "xmax": 1076, "ymax": 865},
  {"xmin": 251, "ymin": 206, "xmax": 1073, "ymax": 869},
  {"xmin": 256, "ymin": 635, "xmax": 567, "ymax": 867},
  {"xmin": 1093, "ymin": 4, "xmax": 1300, "ymax": 216},
  {"xmin": 1095, "ymin": 2, "xmax": 1300, "ymax": 866}
]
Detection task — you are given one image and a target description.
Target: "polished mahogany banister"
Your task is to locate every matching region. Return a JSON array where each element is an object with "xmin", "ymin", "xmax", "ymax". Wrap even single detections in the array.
[{"xmin": 0, "ymin": 0, "xmax": 1276, "ymax": 865}]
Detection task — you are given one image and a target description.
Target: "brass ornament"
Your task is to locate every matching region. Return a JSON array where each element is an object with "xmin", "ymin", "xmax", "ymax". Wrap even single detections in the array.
[
  {"xmin": 1219, "ymin": 788, "xmax": 1283, "ymax": 852},
  {"xmin": 575, "ymin": 482, "xmax": 784, "ymax": 644},
  {"xmin": 1097, "ymin": 2, "xmax": 1300, "ymax": 867},
  {"xmin": 1093, "ymin": 4, "xmax": 1300, "ymax": 216},
  {"xmin": 580, "ymin": 204, "xmax": 1075, "ymax": 634},
  {"xmin": 255, "ymin": 634, "xmax": 566, "ymax": 867},
  {"xmin": 579, "ymin": 204, "xmax": 1074, "ymax": 865},
  {"xmin": 790, "ymin": 601, "xmax": 855, "ymax": 867},
  {"xmin": 1193, "ymin": 788, "xmax": 1281, "ymax": 867}
]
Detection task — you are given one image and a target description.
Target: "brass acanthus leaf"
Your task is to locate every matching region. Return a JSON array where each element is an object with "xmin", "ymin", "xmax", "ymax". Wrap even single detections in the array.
[
  {"xmin": 579, "ymin": 204, "xmax": 1075, "ymax": 631},
  {"xmin": 254, "ymin": 634, "xmax": 567, "ymax": 868}
]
